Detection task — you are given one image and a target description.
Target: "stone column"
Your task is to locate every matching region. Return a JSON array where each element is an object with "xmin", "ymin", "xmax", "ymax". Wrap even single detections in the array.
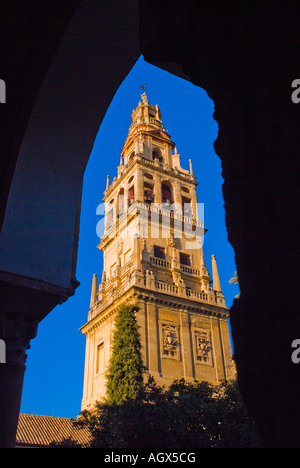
[
  {"xmin": 124, "ymin": 184, "xmax": 129, "ymax": 210},
  {"xmin": 165, "ymin": 143, "xmax": 172, "ymax": 167},
  {"xmin": 0, "ymin": 313, "xmax": 38, "ymax": 447},
  {"xmin": 179, "ymin": 309, "xmax": 194, "ymax": 380},
  {"xmin": 211, "ymin": 317, "xmax": 226, "ymax": 382},
  {"xmin": 154, "ymin": 173, "xmax": 161, "ymax": 204},
  {"xmin": 173, "ymin": 179, "xmax": 182, "ymax": 208},
  {"xmin": 136, "ymin": 166, "xmax": 144, "ymax": 202},
  {"xmin": 146, "ymin": 302, "xmax": 159, "ymax": 377},
  {"xmin": 190, "ymin": 185, "xmax": 198, "ymax": 220},
  {"xmin": 132, "ymin": 233, "xmax": 141, "ymax": 271}
]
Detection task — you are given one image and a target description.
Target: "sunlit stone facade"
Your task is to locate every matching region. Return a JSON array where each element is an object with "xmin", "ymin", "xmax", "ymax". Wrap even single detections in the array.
[{"xmin": 80, "ymin": 93, "xmax": 234, "ymax": 411}]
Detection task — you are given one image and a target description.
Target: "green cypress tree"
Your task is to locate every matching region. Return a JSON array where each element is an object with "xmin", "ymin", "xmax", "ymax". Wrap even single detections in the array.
[{"xmin": 106, "ymin": 303, "xmax": 144, "ymax": 405}]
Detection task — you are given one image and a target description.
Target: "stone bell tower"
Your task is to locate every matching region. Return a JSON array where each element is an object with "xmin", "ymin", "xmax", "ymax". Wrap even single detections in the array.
[{"xmin": 80, "ymin": 92, "xmax": 234, "ymax": 411}]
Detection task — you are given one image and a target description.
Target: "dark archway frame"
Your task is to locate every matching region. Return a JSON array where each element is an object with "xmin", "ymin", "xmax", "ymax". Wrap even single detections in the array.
[{"xmin": 0, "ymin": 0, "xmax": 299, "ymax": 448}]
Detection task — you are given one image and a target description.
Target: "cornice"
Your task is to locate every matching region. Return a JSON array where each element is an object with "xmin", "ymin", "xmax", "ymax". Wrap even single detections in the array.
[{"xmin": 80, "ymin": 284, "xmax": 229, "ymax": 337}]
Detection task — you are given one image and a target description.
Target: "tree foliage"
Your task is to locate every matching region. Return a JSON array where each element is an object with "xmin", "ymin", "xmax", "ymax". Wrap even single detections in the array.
[
  {"xmin": 53, "ymin": 301, "xmax": 260, "ymax": 448},
  {"xmin": 50, "ymin": 301, "xmax": 260, "ymax": 448},
  {"xmin": 48, "ymin": 437, "xmax": 85, "ymax": 448},
  {"xmin": 106, "ymin": 303, "xmax": 145, "ymax": 405},
  {"xmin": 74, "ymin": 377, "xmax": 261, "ymax": 448}
]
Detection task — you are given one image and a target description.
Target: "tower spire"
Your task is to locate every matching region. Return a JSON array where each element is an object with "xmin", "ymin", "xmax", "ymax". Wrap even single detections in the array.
[
  {"xmin": 90, "ymin": 274, "xmax": 98, "ymax": 308},
  {"xmin": 211, "ymin": 255, "xmax": 222, "ymax": 292}
]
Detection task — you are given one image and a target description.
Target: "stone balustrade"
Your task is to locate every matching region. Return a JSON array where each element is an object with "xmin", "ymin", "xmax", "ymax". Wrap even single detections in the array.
[{"xmin": 89, "ymin": 273, "xmax": 216, "ymax": 321}]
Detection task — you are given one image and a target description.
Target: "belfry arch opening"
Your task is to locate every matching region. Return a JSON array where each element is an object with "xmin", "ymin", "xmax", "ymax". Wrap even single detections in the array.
[
  {"xmin": 161, "ymin": 181, "xmax": 174, "ymax": 205},
  {"xmin": 152, "ymin": 147, "xmax": 163, "ymax": 163}
]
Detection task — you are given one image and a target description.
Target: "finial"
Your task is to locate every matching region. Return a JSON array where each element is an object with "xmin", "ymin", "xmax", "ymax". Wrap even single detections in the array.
[
  {"xmin": 155, "ymin": 103, "xmax": 162, "ymax": 120},
  {"xmin": 211, "ymin": 255, "xmax": 222, "ymax": 292},
  {"xmin": 101, "ymin": 270, "xmax": 106, "ymax": 283},
  {"xmin": 189, "ymin": 159, "xmax": 194, "ymax": 176},
  {"xmin": 90, "ymin": 274, "xmax": 98, "ymax": 308},
  {"xmin": 106, "ymin": 174, "xmax": 110, "ymax": 190}
]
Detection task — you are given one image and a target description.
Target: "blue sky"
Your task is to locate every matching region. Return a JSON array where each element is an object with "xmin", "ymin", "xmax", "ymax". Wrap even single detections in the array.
[{"xmin": 20, "ymin": 56, "xmax": 239, "ymax": 418}]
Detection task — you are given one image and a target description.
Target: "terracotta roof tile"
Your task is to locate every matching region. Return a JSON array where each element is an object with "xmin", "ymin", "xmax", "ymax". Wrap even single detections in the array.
[{"xmin": 16, "ymin": 413, "xmax": 91, "ymax": 447}]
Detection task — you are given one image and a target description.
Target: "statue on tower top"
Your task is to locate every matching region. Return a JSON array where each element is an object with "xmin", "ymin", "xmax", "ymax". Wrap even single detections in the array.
[{"xmin": 141, "ymin": 92, "xmax": 148, "ymax": 104}]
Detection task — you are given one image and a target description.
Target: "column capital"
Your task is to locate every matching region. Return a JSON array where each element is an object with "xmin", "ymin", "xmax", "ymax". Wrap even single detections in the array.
[{"xmin": 0, "ymin": 313, "xmax": 38, "ymax": 367}]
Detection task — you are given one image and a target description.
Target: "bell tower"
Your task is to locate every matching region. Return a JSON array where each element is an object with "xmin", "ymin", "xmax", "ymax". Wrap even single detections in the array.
[{"xmin": 80, "ymin": 93, "xmax": 235, "ymax": 411}]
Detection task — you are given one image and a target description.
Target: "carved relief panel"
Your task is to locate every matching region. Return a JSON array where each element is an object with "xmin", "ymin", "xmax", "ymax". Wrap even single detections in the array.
[
  {"xmin": 159, "ymin": 321, "xmax": 180, "ymax": 360},
  {"xmin": 193, "ymin": 328, "xmax": 212, "ymax": 366}
]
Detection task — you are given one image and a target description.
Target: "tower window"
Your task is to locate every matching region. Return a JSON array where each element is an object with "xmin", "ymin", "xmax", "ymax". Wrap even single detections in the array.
[
  {"xmin": 144, "ymin": 183, "xmax": 154, "ymax": 203},
  {"xmin": 154, "ymin": 245, "xmax": 165, "ymax": 259},
  {"xmin": 182, "ymin": 196, "xmax": 192, "ymax": 217},
  {"xmin": 96, "ymin": 342, "xmax": 104, "ymax": 374},
  {"xmin": 128, "ymin": 186, "xmax": 135, "ymax": 205},
  {"xmin": 118, "ymin": 188, "xmax": 125, "ymax": 217},
  {"xmin": 180, "ymin": 252, "xmax": 191, "ymax": 266},
  {"xmin": 106, "ymin": 204, "xmax": 115, "ymax": 230},
  {"xmin": 152, "ymin": 148, "xmax": 163, "ymax": 162},
  {"xmin": 161, "ymin": 183, "xmax": 173, "ymax": 204}
]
